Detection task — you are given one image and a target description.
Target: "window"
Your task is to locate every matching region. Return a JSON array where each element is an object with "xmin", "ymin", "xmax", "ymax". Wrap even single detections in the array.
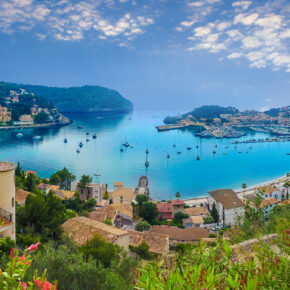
[{"xmin": 12, "ymin": 197, "xmax": 14, "ymax": 207}]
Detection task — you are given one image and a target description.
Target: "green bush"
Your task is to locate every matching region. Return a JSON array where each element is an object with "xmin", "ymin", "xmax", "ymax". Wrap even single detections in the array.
[
  {"xmin": 129, "ymin": 241, "xmax": 153, "ymax": 260},
  {"xmin": 135, "ymin": 220, "xmax": 150, "ymax": 232}
]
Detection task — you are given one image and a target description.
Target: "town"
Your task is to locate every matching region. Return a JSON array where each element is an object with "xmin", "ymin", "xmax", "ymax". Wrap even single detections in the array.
[{"xmin": 1, "ymin": 161, "xmax": 289, "ymax": 257}]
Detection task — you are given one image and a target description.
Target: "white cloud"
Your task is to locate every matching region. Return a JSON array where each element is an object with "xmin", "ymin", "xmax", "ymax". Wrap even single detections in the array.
[
  {"xmin": 217, "ymin": 21, "xmax": 231, "ymax": 31},
  {"xmin": 180, "ymin": 20, "xmax": 196, "ymax": 27},
  {"xmin": 255, "ymin": 14, "xmax": 282, "ymax": 29},
  {"xmin": 227, "ymin": 52, "xmax": 243, "ymax": 59},
  {"xmin": 194, "ymin": 25, "xmax": 212, "ymax": 36},
  {"xmin": 234, "ymin": 13, "xmax": 259, "ymax": 25},
  {"xmin": 242, "ymin": 36, "xmax": 263, "ymax": 49},
  {"xmin": 280, "ymin": 29, "xmax": 290, "ymax": 38},
  {"xmin": 232, "ymin": 1, "xmax": 252, "ymax": 10}
]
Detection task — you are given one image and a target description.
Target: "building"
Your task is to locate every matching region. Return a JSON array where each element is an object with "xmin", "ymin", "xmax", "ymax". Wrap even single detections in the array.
[
  {"xmin": 19, "ymin": 114, "xmax": 33, "ymax": 123},
  {"xmin": 182, "ymin": 218, "xmax": 193, "ymax": 228},
  {"xmin": 184, "ymin": 206, "xmax": 209, "ymax": 217},
  {"xmin": 114, "ymin": 181, "xmax": 124, "ymax": 190},
  {"xmin": 128, "ymin": 230, "xmax": 169, "ymax": 256},
  {"xmin": 37, "ymin": 183, "xmax": 53, "ymax": 195},
  {"xmin": 208, "ymin": 189, "xmax": 245, "ymax": 226},
  {"xmin": 111, "ymin": 187, "xmax": 134, "ymax": 205},
  {"xmin": 259, "ymin": 198, "xmax": 280, "ymax": 215},
  {"xmin": 191, "ymin": 216, "xmax": 204, "ymax": 227},
  {"xmin": 157, "ymin": 203, "xmax": 173, "ymax": 220},
  {"xmin": 62, "ymin": 216, "xmax": 130, "ymax": 250},
  {"xmin": 15, "ymin": 189, "xmax": 33, "ymax": 206},
  {"xmin": 257, "ymin": 186, "xmax": 283, "ymax": 201},
  {"xmin": 151, "ymin": 225, "xmax": 208, "ymax": 246},
  {"xmin": 0, "ymin": 162, "xmax": 16, "ymax": 241},
  {"xmin": 0, "ymin": 105, "xmax": 12, "ymax": 122},
  {"xmin": 71, "ymin": 180, "xmax": 106, "ymax": 203},
  {"xmin": 172, "ymin": 199, "xmax": 185, "ymax": 215}
]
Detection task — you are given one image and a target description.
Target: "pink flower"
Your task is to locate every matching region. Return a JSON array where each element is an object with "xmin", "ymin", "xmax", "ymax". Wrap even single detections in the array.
[
  {"xmin": 43, "ymin": 281, "xmax": 54, "ymax": 290},
  {"xmin": 27, "ymin": 242, "xmax": 40, "ymax": 252},
  {"xmin": 20, "ymin": 282, "xmax": 27, "ymax": 290},
  {"xmin": 34, "ymin": 279, "xmax": 42, "ymax": 287},
  {"xmin": 10, "ymin": 247, "xmax": 14, "ymax": 257}
]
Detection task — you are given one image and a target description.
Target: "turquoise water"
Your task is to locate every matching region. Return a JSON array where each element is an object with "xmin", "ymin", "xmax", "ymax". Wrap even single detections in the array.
[{"xmin": 1, "ymin": 111, "xmax": 289, "ymax": 200}]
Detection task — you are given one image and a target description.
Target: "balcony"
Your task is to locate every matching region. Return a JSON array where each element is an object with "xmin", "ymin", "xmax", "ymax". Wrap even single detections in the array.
[{"xmin": 0, "ymin": 207, "xmax": 13, "ymax": 230}]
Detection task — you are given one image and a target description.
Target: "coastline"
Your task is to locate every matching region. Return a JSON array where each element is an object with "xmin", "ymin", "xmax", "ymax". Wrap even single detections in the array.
[
  {"xmin": 0, "ymin": 115, "xmax": 72, "ymax": 130},
  {"xmin": 181, "ymin": 173, "xmax": 289, "ymax": 206}
]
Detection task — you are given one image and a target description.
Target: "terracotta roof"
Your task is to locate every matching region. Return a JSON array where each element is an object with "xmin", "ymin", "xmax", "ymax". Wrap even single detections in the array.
[
  {"xmin": 209, "ymin": 189, "xmax": 245, "ymax": 209},
  {"xmin": 37, "ymin": 183, "xmax": 52, "ymax": 190},
  {"xmin": 258, "ymin": 186, "xmax": 280, "ymax": 195},
  {"xmin": 184, "ymin": 206, "xmax": 209, "ymax": 216},
  {"xmin": 90, "ymin": 205, "xmax": 117, "ymax": 221},
  {"xmin": 26, "ymin": 170, "xmax": 37, "ymax": 175},
  {"xmin": 151, "ymin": 225, "xmax": 208, "ymax": 241},
  {"xmin": 110, "ymin": 204, "xmax": 133, "ymax": 218},
  {"xmin": 111, "ymin": 188, "xmax": 134, "ymax": 199},
  {"xmin": 280, "ymin": 200, "xmax": 290, "ymax": 205},
  {"xmin": 259, "ymin": 198, "xmax": 280, "ymax": 208},
  {"xmin": 15, "ymin": 189, "xmax": 33, "ymax": 204},
  {"xmin": 55, "ymin": 190, "xmax": 75, "ymax": 200},
  {"xmin": 172, "ymin": 199, "xmax": 185, "ymax": 206},
  {"xmin": 62, "ymin": 217, "xmax": 128, "ymax": 245},
  {"xmin": 191, "ymin": 216, "xmax": 204, "ymax": 224},
  {"xmin": 182, "ymin": 218, "xmax": 192, "ymax": 226},
  {"xmin": 114, "ymin": 181, "xmax": 124, "ymax": 187},
  {"xmin": 128, "ymin": 230, "xmax": 169, "ymax": 255},
  {"xmin": 89, "ymin": 211, "xmax": 107, "ymax": 222},
  {"xmin": 157, "ymin": 203, "xmax": 172, "ymax": 213},
  {"xmin": 0, "ymin": 162, "xmax": 16, "ymax": 172}
]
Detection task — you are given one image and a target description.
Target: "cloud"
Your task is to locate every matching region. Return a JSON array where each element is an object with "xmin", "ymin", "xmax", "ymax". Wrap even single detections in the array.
[
  {"xmin": 227, "ymin": 52, "xmax": 243, "ymax": 59},
  {"xmin": 232, "ymin": 1, "xmax": 252, "ymax": 10},
  {"xmin": 234, "ymin": 13, "xmax": 259, "ymax": 25}
]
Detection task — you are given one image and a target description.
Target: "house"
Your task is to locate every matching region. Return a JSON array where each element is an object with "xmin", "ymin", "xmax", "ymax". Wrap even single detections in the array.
[
  {"xmin": 184, "ymin": 206, "xmax": 209, "ymax": 217},
  {"xmin": 111, "ymin": 187, "xmax": 134, "ymax": 205},
  {"xmin": 182, "ymin": 218, "xmax": 193, "ymax": 228},
  {"xmin": 15, "ymin": 189, "xmax": 33, "ymax": 206},
  {"xmin": 89, "ymin": 205, "xmax": 117, "ymax": 222},
  {"xmin": 0, "ymin": 105, "xmax": 12, "ymax": 122},
  {"xmin": 128, "ymin": 230, "xmax": 169, "ymax": 256},
  {"xmin": 114, "ymin": 181, "xmax": 124, "ymax": 190},
  {"xmin": 19, "ymin": 114, "xmax": 33, "ymax": 123},
  {"xmin": 151, "ymin": 225, "xmax": 209, "ymax": 246},
  {"xmin": 26, "ymin": 170, "xmax": 37, "ymax": 176},
  {"xmin": 71, "ymin": 180, "xmax": 106, "ymax": 203},
  {"xmin": 208, "ymin": 189, "xmax": 245, "ymax": 226},
  {"xmin": 37, "ymin": 183, "xmax": 53, "ymax": 195},
  {"xmin": 157, "ymin": 203, "xmax": 172, "ymax": 220},
  {"xmin": 259, "ymin": 198, "xmax": 280, "ymax": 215},
  {"xmin": 191, "ymin": 216, "xmax": 204, "ymax": 227},
  {"xmin": 0, "ymin": 162, "xmax": 16, "ymax": 241},
  {"xmin": 62, "ymin": 216, "xmax": 130, "ymax": 250},
  {"xmin": 172, "ymin": 199, "xmax": 185, "ymax": 215},
  {"xmin": 54, "ymin": 189, "xmax": 75, "ymax": 200},
  {"xmin": 257, "ymin": 186, "xmax": 283, "ymax": 201}
]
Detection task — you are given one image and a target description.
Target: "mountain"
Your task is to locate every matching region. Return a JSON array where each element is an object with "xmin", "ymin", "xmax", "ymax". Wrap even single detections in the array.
[
  {"xmin": 0, "ymin": 82, "xmax": 133, "ymax": 114},
  {"xmin": 164, "ymin": 105, "xmax": 239, "ymax": 124}
]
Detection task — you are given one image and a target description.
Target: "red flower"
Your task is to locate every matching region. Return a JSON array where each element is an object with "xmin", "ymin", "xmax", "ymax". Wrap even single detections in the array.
[
  {"xmin": 34, "ymin": 279, "xmax": 42, "ymax": 287},
  {"xmin": 10, "ymin": 247, "xmax": 15, "ymax": 257},
  {"xmin": 27, "ymin": 242, "xmax": 40, "ymax": 252},
  {"xmin": 20, "ymin": 282, "xmax": 27, "ymax": 290}
]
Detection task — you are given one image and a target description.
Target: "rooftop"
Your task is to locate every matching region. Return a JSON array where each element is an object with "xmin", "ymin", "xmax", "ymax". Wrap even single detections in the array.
[
  {"xmin": 15, "ymin": 189, "xmax": 33, "ymax": 204},
  {"xmin": 128, "ymin": 230, "xmax": 169, "ymax": 255},
  {"xmin": 157, "ymin": 203, "xmax": 172, "ymax": 213},
  {"xmin": 191, "ymin": 216, "xmax": 204, "ymax": 224},
  {"xmin": 258, "ymin": 185, "xmax": 280, "ymax": 195},
  {"xmin": 62, "ymin": 217, "xmax": 128, "ymax": 245},
  {"xmin": 151, "ymin": 225, "xmax": 208, "ymax": 241},
  {"xmin": 0, "ymin": 162, "xmax": 16, "ymax": 172},
  {"xmin": 209, "ymin": 189, "xmax": 245, "ymax": 209},
  {"xmin": 259, "ymin": 198, "xmax": 280, "ymax": 208},
  {"xmin": 111, "ymin": 188, "xmax": 134, "ymax": 199},
  {"xmin": 114, "ymin": 181, "xmax": 124, "ymax": 187},
  {"xmin": 184, "ymin": 206, "xmax": 209, "ymax": 216},
  {"xmin": 172, "ymin": 199, "xmax": 185, "ymax": 206}
]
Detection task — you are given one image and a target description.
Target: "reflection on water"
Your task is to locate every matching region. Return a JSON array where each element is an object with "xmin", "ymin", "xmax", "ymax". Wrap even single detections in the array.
[{"xmin": 1, "ymin": 111, "xmax": 289, "ymax": 200}]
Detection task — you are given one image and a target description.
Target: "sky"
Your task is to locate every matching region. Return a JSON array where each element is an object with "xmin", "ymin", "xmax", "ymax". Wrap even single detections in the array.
[{"xmin": 0, "ymin": 0, "xmax": 289, "ymax": 112}]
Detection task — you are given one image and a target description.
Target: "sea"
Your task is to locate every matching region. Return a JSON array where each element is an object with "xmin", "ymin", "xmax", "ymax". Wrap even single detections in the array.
[{"xmin": 1, "ymin": 111, "xmax": 289, "ymax": 200}]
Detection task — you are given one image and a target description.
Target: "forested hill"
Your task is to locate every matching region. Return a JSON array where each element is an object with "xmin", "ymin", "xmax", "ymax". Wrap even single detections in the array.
[{"xmin": 0, "ymin": 82, "xmax": 133, "ymax": 114}]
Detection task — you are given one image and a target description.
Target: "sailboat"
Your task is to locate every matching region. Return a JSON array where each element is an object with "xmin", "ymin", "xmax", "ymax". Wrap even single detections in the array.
[
  {"xmin": 145, "ymin": 151, "xmax": 149, "ymax": 167},
  {"xmin": 196, "ymin": 155, "xmax": 200, "ymax": 161},
  {"xmin": 167, "ymin": 154, "xmax": 170, "ymax": 159},
  {"xmin": 145, "ymin": 148, "xmax": 149, "ymax": 154}
]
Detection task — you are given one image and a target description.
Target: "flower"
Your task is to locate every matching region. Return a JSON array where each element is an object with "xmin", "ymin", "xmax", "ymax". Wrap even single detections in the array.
[
  {"xmin": 10, "ymin": 248, "xmax": 15, "ymax": 257},
  {"xmin": 34, "ymin": 279, "xmax": 42, "ymax": 287},
  {"xmin": 20, "ymin": 281, "xmax": 27, "ymax": 290},
  {"xmin": 27, "ymin": 242, "xmax": 40, "ymax": 252}
]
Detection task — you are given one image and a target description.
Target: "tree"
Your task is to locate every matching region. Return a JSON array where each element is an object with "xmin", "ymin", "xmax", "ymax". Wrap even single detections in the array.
[
  {"xmin": 176, "ymin": 192, "xmax": 181, "ymax": 198},
  {"xmin": 135, "ymin": 220, "xmax": 150, "ymax": 232},
  {"xmin": 79, "ymin": 175, "xmax": 92, "ymax": 189},
  {"xmin": 130, "ymin": 241, "xmax": 152, "ymax": 260},
  {"xmin": 103, "ymin": 219, "xmax": 112, "ymax": 226},
  {"xmin": 104, "ymin": 191, "xmax": 109, "ymax": 200},
  {"xmin": 139, "ymin": 202, "xmax": 158, "ymax": 224},
  {"xmin": 85, "ymin": 198, "xmax": 96, "ymax": 212},
  {"xmin": 34, "ymin": 111, "xmax": 49, "ymax": 124},
  {"xmin": 25, "ymin": 173, "xmax": 37, "ymax": 192},
  {"xmin": 211, "ymin": 202, "xmax": 219, "ymax": 223},
  {"xmin": 173, "ymin": 212, "xmax": 189, "ymax": 224},
  {"xmin": 63, "ymin": 191, "xmax": 83, "ymax": 213},
  {"xmin": 242, "ymin": 183, "xmax": 247, "ymax": 191},
  {"xmin": 15, "ymin": 161, "xmax": 21, "ymax": 177},
  {"xmin": 50, "ymin": 168, "xmax": 75, "ymax": 190},
  {"xmin": 136, "ymin": 194, "xmax": 149, "ymax": 207},
  {"xmin": 204, "ymin": 216, "xmax": 214, "ymax": 224}
]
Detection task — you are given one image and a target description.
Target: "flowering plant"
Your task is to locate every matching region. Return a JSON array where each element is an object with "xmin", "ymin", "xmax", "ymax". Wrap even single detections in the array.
[{"xmin": 0, "ymin": 242, "xmax": 57, "ymax": 290}]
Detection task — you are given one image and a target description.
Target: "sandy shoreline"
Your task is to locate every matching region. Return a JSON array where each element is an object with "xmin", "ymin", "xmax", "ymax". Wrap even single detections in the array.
[{"xmin": 182, "ymin": 173, "xmax": 289, "ymax": 206}]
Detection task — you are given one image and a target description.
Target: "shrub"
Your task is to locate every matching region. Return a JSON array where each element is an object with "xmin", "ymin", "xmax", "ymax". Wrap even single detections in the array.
[
  {"xmin": 129, "ymin": 241, "xmax": 152, "ymax": 260},
  {"xmin": 103, "ymin": 219, "xmax": 113, "ymax": 226},
  {"xmin": 135, "ymin": 220, "xmax": 150, "ymax": 232}
]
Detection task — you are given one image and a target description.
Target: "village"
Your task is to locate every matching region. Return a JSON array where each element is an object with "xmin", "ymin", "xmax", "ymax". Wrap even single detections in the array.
[{"xmin": 1, "ymin": 161, "xmax": 289, "ymax": 258}]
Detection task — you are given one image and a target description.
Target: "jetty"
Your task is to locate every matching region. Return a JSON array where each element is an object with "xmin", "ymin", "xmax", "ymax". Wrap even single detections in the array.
[{"xmin": 156, "ymin": 120, "xmax": 205, "ymax": 132}]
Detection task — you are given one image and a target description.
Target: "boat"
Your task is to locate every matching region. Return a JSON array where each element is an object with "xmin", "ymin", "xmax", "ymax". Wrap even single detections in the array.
[
  {"xmin": 123, "ymin": 141, "xmax": 130, "ymax": 147},
  {"xmin": 79, "ymin": 142, "xmax": 83, "ymax": 148},
  {"xmin": 76, "ymin": 149, "xmax": 80, "ymax": 153},
  {"xmin": 86, "ymin": 139, "xmax": 90, "ymax": 142},
  {"xmin": 196, "ymin": 145, "xmax": 199, "ymax": 148},
  {"xmin": 120, "ymin": 148, "xmax": 124, "ymax": 152},
  {"xmin": 16, "ymin": 132, "xmax": 23, "ymax": 138},
  {"xmin": 286, "ymin": 153, "xmax": 290, "ymax": 156},
  {"xmin": 225, "ymin": 146, "xmax": 229, "ymax": 149},
  {"xmin": 187, "ymin": 147, "xmax": 192, "ymax": 150},
  {"xmin": 196, "ymin": 155, "xmax": 200, "ymax": 161},
  {"xmin": 86, "ymin": 132, "xmax": 90, "ymax": 135},
  {"xmin": 94, "ymin": 173, "xmax": 101, "ymax": 176},
  {"xmin": 213, "ymin": 150, "xmax": 216, "ymax": 154},
  {"xmin": 64, "ymin": 138, "xmax": 68, "ymax": 143},
  {"xmin": 238, "ymin": 151, "xmax": 242, "ymax": 153},
  {"xmin": 32, "ymin": 136, "xmax": 41, "ymax": 140},
  {"xmin": 167, "ymin": 154, "xmax": 170, "ymax": 159},
  {"xmin": 177, "ymin": 151, "xmax": 182, "ymax": 154},
  {"xmin": 215, "ymin": 145, "xmax": 218, "ymax": 148},
  {"xmin": 77, "ymin": 126, "xmax": 83, "ymax": 129},
  {"xmin": 145, "ymin": 148, "xmax": 149, "ymax": 154},
  {"xmin": 93, "ymin": 134, "xmax": 97, "ymax": 139},
  {"xmin": 145, "ymin": 161, "xmax": 149, "ymax": 167},
  {"xmin": 173, "ymin": 144, "xmax": 176, "ymax": 147}
]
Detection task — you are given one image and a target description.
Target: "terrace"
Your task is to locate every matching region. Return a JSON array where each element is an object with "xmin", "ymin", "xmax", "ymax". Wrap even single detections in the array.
[{"xmin": 0, "ymin": 207, "xmax": 13, "ymax": 231}]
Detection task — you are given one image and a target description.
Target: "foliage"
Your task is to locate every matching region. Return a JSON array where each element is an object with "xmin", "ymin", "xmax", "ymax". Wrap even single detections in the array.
[
  {"xmin": 242, "ymin": 183, "xmax": 247, "ymax": 189},
  {"xmin": 135, "ymin": 194, "xmax": 149, "ymax": 207},
  {"xmin": 134, "ymin": 236, "xmax": 289, "ymax": 289},
  {"xmin": 129, "ymin": 242, "xmax": 153, "ymax": 260},
  {"xmin": 79, "ymin": 175, "xmax": 92, "ymax": 189},
  {"xmin": 49, "ymin": 168, "xmax": 75, "ymax": 190},
  {"xmin": 173, "ymin": 212, "xmax": 189, "ymax": 224},
  {"xmin": 211, "ymin": 202, "xmax": 219, "ymax": 223},
  {"xmin": 139, "ymin": 202, "xmax": 158, "ymax": 224},
  {"xmin": 208, "ymin": 233, "xmax": 217, "ymax": 238},
  {"xmin": 176, "ymin": 192, "xmax": 181, "ymax": 198},
  {"xmin": 135, "ymin": 220, "xmax": 150, "ymax": 232},
  {"xmin": 63, "ymin": 192, "xmax": 83, "ymax": 213},
  {"xmin": 204, "ymin": 216, "xmax": 215, "ymax": 224},
  {"xmin": 84, "ymin": 198, "xmax": 96, "ymax": 212},
  {"xmin": 0, "ymin": 237, "xmax": 15, "ymax": 256},
  {"xmin": 16, "ymin": 192, "xmax": 66, "ymax": 244},
  {"xmin": 103, "ymin": 219, "xmax": 113, "ymax": 226},
  {"xmin": 34, "ymin": 111, "xmax": 50, "ymax": 124},
  {"xmin": 103, "ymin": 191, "xmax": 109, "ymax": 200}
]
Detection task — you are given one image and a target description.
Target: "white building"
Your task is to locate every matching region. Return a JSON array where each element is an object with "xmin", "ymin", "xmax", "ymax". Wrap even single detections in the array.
[
  {"xmin": 256, "ymin": 186, "xmax": 283, "ymax": 201},
  {"xmin": 0, "ymin": 162, "xmax": 16, "ymax": 241},
  {"xmin": 208, "ymin": 189, "xmax": 245, "ymax": 226}
]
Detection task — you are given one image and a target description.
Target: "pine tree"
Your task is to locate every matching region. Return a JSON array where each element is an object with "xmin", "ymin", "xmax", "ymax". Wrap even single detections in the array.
[
  {"xmin": 211, "ymin": 202, "xmax": 219, "ymax": 223},
  {"xmin": 15, "ymin": 162, "xmax": 21, "ymax": 177}
]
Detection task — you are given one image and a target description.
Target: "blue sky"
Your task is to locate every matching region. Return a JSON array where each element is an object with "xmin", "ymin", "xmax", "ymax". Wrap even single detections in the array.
[{"xmin": 0, "ymin": 0, "xmax": 289, "ymax": 111}]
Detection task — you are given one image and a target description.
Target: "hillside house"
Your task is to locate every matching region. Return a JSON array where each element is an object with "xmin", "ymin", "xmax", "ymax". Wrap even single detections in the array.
[
  {"xmin": 257, "ymin": 186, "xmax": 283, "ymax": 201},
  {"xmin": 111, "ymin": 187, "xmax": 134, "ymax": 205},
  {"xmin": 172, "ymin": 199, "xmax": 185, "ymax": 215},
  {"xmin": 157, "ymin": 203, "xmax": 173, "ymax": 220},
  {"xmin": 184, "ymin": 206, "xmax": 209, "ymax": 217}
]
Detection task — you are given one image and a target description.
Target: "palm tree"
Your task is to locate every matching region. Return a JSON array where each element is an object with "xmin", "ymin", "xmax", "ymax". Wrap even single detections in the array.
[
  {"xmin": 176, "ymin": 192, "xmax": 181, "ymax": 198},
  {"xmin": 242, "ymin": 183, "xmax": 247, "ymax": 196}
]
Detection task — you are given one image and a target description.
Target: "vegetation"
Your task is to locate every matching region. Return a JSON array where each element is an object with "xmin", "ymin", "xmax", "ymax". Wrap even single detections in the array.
[
  {"xmin": 129, "ymin": 241, "xmax": 153, "ymax": 260},
  {"xmin": 204, "ymin": 215, "xmax": 215, "ymax": 224},
  {"xmin": 138, "ymin": 202, "xmax": 158, "ymax": 224},
  {"xmin": 176, "ymin": 192, "xmax": 181, "ymax": 198},
  {"xmin": 50, "ymin": 167, "xmax": 76, "ymax": 190},
  {"xmin": 79, "ymin": 174, "xmax": 92, "ymax": 189},
  {"xmin": 136, "ymin": 194, "xmax": 149, "ymax": 207},
  {"xmin": 173, "ymin": 212, "xmax": 189, "ymax": 224},
  {"xmin": 211, "ymin": 202, "xmax": 219, "ymax": 223},
  {"xmin": 103, "ymin": 219, "xmax": 113, "ymax": 226},
  {"xmin": 135, "ymin": 220, "xmax": 151, "ymax": 232}
]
